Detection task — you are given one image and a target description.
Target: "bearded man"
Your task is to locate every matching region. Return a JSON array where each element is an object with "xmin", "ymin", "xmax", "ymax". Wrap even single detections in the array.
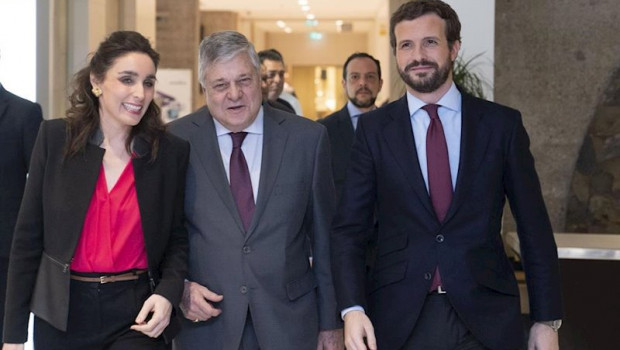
[{"xmin": 330, "ymin": 1, "xmax": 563, "ymax": 350}]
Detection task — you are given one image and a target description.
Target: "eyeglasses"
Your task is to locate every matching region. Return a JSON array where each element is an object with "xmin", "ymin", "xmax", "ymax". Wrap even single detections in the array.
[
  {"xmin": 347, "ymin": 73, "xmax": 379, "ymax": 83},
  {"xmin": 263, "ymin": 70, "xmax": 285, "ymax": 81}
]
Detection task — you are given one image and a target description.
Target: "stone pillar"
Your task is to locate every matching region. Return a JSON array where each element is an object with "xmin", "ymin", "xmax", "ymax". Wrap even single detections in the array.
[
  {"xmin": 120, "ymin": 0, "xmax": 157, "ymax": 44},
  {"xmin": 156, "ymin": 0, "xmax": 200, "ymax": 109},
  {"xmin": 200, "ymin": 11, "xmax": 239, "ymax": 36},
  {"xmin": 495, "ymin": 0, "xmax": 620, "ymax": 232},
  {"xmin": 37, "ymin": 0, "xmax": 67, "ymax": 119}
]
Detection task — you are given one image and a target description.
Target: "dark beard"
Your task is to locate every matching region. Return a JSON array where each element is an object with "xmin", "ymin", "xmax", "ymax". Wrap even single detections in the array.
[
  {"xmin": 398, "ymin": 59, "xmax": 451, "ymax": 93},
  {"xmin": 348, "ymin": 87, "xmax": 377, "ymax": 109}
]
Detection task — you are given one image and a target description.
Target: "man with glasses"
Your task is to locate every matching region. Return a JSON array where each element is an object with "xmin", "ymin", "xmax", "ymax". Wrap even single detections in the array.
[{"xmin": 257, "ymin": 49, "xmax": 296, "ymax": 114}]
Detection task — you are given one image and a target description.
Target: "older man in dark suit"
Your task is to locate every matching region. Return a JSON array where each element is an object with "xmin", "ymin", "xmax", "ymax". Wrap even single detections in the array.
[
  {"xmin": 0, "ymin": 83, "xmax": 42, "ymax": 341},
  {"xmin": 331, "ymin": 1, "xmax": 563, "ymax": 350},
  {"xmin": 170, "ymin": 31, "xmax": 342, "ymax": 350}
]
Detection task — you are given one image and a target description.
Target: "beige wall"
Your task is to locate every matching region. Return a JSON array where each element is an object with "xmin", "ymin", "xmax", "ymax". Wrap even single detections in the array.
[{"xmin": 265, "ymin": 32, "xmax": 368, "ymax": 66}]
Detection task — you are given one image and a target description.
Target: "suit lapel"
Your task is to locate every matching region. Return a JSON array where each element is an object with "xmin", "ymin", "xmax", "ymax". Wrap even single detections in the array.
[
  {"xmin": 62, "ymin": 144, "xmax": 105, "ymax": 254},
  {"xmin": 189, "ymin": 108, "xmax": 246, "ymax": 233},
  {"xmin": 383, "ymin": 96, "xmax": 436, "ymax": 219},
  {"xmin": 0, "ymin": 86, "xmax": 9, "ymax": 124},
  {"xmin": 247, "ymin": 108, "xmax": 288, "ymax": 240},
  {"xmin": 444, "ymin": 94, "xmax": 491, "ymax": 222}
]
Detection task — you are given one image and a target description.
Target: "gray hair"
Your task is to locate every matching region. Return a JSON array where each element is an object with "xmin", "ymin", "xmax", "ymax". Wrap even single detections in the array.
[{"xmin": 198, "ymin": 31, "xmax": 260, "ymax": 88}]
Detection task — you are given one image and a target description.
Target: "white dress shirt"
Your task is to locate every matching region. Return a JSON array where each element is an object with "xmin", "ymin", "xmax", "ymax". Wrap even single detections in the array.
[
  {"xmin": 212, "ymin": 107, "xmax": 264, "ymax": 201},
  {"xmin": 407, "ymin": 82, "xmax": 462, "ymax": 192}
]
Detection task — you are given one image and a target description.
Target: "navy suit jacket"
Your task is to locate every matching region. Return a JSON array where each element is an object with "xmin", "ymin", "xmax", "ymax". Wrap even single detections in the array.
[
  {"xmin": 0, "ymin": 85, "xmax": 42, "ymax": 258},
  {"xmin": 331, "ymin": 93, "xmax": 562, "ymax": 350},
  {"xmin": 318, "ymin": 105, "xmax": 354, "ymax": 202}
]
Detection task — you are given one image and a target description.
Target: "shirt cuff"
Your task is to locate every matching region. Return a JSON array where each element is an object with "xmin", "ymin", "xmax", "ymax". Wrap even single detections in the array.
[{"xmin": 341, "ymin": 305, "xmax": 365, "ymax": 320}]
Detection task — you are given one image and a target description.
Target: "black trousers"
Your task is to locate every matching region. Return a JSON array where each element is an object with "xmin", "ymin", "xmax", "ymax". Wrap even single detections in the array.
[
  {"xmin": 34, "ymin": 274, "xmax": 169, "ymax": 350},
  {"xmin": 402, "ymin": 293, "xmax": 489, "ymax": 350}
]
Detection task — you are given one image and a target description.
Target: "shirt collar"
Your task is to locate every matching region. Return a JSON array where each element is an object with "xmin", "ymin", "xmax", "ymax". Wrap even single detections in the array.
[
  {"xmin": 406, "ymin": 82, "xmax": 462, "ymax": 116},
  {"xmin": 346, "ymin": 100, "xmax": 377, "ymax": 118},
  {"xmin": 213, "ymin": 105, "xmax": 265, "ymax": 136}
]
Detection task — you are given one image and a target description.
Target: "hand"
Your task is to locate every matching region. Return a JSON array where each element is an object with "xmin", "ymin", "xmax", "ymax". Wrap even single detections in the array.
[
  {"xmin": 130, "ymin": 294, "xmax": 172, "ymax": 338},
  {"xmin": 317, "ymin": 328, "xmax": 344, "ymax": 350},
  {"xmin": 528, "ymin": 322, "xmax": 559, "ymax": 350},
  {"xmin": 2, "ymin": 344, "xmax": 25, "ymax": 350},
  {"xmin": 179, "ymin": 280, "xmax": 224, "ymax": 322},
  {"xmin": 343, "ymin": 310, "xmax": 376, "ymax": 350}
]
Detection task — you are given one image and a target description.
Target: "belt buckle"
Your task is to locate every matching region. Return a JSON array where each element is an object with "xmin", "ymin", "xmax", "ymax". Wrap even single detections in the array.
[
  {"xmin": 100, "ymin": 275, "xmax": 110, "ymax": 284},
  {"xmin": 437, "ymin": 285, "xmax": 447, "ymax": 294}
]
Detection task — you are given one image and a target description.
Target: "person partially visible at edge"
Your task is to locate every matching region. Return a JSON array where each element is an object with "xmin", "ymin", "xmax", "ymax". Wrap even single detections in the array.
[
  {"xmin": 0, "ymin": 76, "xmax": 43, "ymax": 344},
  {"xmin": 259, "ymin": 62, "xmax": 296, "ymax": 114},
  {"xmin": 330, "ymin": 1, "xmax": 562, "ymax": 349},
  {"xmin": 169, "ymin": 31, "xmax": 343, "ymax": 350},
  {"xmin": 257, "ymin": 48, "xmax": 296, "ymax": 114},
  {"xmin": 2, "ymin": 30, "xmax": 189, "ymax": 350}
]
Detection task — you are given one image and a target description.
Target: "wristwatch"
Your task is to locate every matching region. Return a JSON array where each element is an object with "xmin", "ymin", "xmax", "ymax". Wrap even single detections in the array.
[{"xmin": 541, "ymin": 319, "xmax": 562, "ymax": 332}]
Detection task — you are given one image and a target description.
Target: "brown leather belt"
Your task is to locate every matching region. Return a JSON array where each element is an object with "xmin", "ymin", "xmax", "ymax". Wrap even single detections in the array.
[{"xmin": 70, "ymin": 270, "xmax": 147, "ymax": 284}]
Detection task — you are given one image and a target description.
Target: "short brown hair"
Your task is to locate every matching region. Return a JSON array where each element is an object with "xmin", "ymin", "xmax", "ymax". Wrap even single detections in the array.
[{"xmin": 389, "ymin": 0, "xmax": 461, "ymax": 54}]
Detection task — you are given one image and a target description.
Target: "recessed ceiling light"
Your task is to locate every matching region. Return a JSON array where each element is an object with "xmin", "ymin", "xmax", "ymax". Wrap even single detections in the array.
[
  {"xmin": 284, "ymin": 27, "xmax": 292, "ymax": 33},
  {"xmin": 276, "ymin": 20, "xmax": 286, "ymax": 28},
  {"xmin": 301, "ymin": 5, "xmax": 310, "ymax": 12},
  {"xmin": 309, "ymin": 32, "xmax": 323, "ymax": 40},
  {"xmin": 306, "ymin": 14, "xmax": 315, "ymax": 20}
]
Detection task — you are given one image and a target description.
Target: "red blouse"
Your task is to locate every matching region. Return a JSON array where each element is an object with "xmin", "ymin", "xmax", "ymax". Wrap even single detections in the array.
[{"xmin": 71, "ymin": 161, "xmax": 148, "ymax": 273}]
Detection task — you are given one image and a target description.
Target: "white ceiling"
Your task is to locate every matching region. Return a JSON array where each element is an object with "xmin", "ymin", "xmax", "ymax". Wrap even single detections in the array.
[{"xmin": 199, "ymin": 0, "xmax": 386, "ymax": 33}]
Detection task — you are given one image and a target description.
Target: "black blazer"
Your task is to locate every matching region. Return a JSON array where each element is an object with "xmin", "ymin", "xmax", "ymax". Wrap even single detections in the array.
[
  {"xmin": 3, "ymin": 119, "xmax": 189, "ymax": 343},
  {"xmin": 0, "ymin": 85, "xmax": 42, "ymax": 258},
  {"xmin": 331, "ymin": 93, "xmax": 562, "ymax": 350},
  {"xmin": 318, "ymin": 105, "xmax": 354, "ymax": 202}
]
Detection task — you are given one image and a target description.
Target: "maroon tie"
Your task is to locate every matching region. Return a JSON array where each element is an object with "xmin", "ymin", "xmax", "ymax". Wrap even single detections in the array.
[
  {"xmin": 422, "ymin": 104, "xmax": 452, "ymax": 292},
  {"xmin": 229, "ymin": 132, "xmax": 255, "ymax": 231}
]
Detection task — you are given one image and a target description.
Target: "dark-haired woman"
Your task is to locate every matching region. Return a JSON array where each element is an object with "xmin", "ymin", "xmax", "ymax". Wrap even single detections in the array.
[{"xmin": 2, "ymin": 31, "xmax": 188, "ymax": 350}]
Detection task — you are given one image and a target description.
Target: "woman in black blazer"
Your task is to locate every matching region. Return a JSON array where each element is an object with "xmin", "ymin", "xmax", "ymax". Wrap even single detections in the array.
[{"xmin": 2, "ymin": 31, "xmax": 189, "ymax": 350}]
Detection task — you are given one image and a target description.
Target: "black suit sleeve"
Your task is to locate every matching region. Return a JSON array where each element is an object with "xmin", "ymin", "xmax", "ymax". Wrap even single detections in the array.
[
  {"xmin": 309, "ymin": 126, "xmax": 342, "ymax": 330},
  {"xmin": 3, "ymin": 121, "xmax": 48, "ymax": 343},
  {"xmin": 20, "ymin": 102, "xmax": 43, "ymax": 171},
  {"xmin": 503, "ymin": 113, "xmax": 563, "ymax": 321},
  {"xmin": 330, "ymin": 116, "xmax": 377, "ymax": 311},
  {"xmin": 152, "ymin": 138, "xmax": 190, "ymax": 308}
]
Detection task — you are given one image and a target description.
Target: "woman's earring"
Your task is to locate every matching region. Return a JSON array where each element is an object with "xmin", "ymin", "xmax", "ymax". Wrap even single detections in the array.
[{"xmin": 91, "ymin": 87, "xmax": 102, "ymax": 97}]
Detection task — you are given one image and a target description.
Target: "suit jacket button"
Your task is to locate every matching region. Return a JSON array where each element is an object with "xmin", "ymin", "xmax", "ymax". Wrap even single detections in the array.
[
  {"xmin": 424, "ymin": 273, "xmax": 432, "ymax": 280},
  {"xmin": 436, "ymin": 234, "xmax": 444, "ymax": 243},
  {"xmin": 240, "ymin": 286, "xmax": 248, "ymax": 294},
  {"xmin": 242, "ymin": 246, "xmax": 251, "ymax": 254}
]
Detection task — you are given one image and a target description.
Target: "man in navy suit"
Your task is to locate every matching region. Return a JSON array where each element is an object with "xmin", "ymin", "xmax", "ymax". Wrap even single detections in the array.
[
  {"xmin": 319, "ymin": 52, "xmax": 383, "ymax": 202},
  {"xmin": 331, "ymin": 1, "xmax": 562, "ymax": 350},
  {"xmin": 0, "ymin": 82, "xmax": 42, "ymax": 341}
]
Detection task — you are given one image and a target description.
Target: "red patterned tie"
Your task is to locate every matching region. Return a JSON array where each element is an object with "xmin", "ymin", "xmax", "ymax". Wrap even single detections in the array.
[
  {"xmin": 422, "ymin": 104, "xmax": 452, "ymax": 292},
  {"xmin": 229, "ymin": 132, "xmax": 255, "ymax": 231}
]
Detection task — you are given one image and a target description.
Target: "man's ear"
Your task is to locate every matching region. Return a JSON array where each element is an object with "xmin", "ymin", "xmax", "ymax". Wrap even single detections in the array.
[{"xmin": 450, "ymin": 40, "xmax": 461, "ymax": 62}]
